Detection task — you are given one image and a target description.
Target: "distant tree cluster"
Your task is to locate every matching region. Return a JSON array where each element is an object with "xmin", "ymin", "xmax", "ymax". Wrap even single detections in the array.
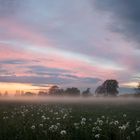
[
  {"xmin": 38, "ymin": 86, "xmax": 89, "ymax": 97},
  {"xmin": 13, "ymin": 86, "xmax": 92, "ymax": 97},
  {"xmin": 0, "ymin": 91, "xmax": 9, "ymax": 97},
  {"xmin": 0, "ymin": 79, "xmax": 122, "ymax": 97},
  {"xmin": 95, "ymin": 80, "xmax": 119, "ymax": 96},
  {"xmin": 134, "ymin": 82, "xmax": 140, "ymax": 94}
]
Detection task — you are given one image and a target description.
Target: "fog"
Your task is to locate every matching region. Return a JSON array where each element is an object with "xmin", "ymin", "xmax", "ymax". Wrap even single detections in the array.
[{"xmin": 0, "ymin": 96, "xmax": 140, "ymax": 105}]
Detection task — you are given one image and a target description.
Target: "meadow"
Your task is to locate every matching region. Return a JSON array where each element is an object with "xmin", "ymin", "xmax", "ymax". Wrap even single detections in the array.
[{"xmin": 0, "ymin": 97, "xmax": 140, "ymax": 140}]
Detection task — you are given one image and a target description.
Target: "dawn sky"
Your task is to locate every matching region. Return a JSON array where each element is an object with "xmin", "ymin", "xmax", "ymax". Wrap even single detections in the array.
[{"xmin": 0, "ymin": 0, "xmax": 140, "ymax": 93}]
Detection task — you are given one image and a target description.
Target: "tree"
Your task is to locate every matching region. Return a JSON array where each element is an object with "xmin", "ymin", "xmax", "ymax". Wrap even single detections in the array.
[
  {"xmin": 65, "ymin": 87, "xmax": 80, "ymax": 96},
  {"xmin": 134, "ymin": 82, "xmax": 140, "ymax": 94},
  {"xmin": 38, "ymin": 91, "xmax": 48, "ymax": 96},
  {"xmin": 15, "ymin": 90, "xmax": 21, "ymax": 96},
  {"xmin": 21, "ymin": 91, "xmax": 25, "ymax": 96},
  {"xmin": 48, "ymin": 85, "xmax": 59, "ymax": 95},
  {"xmin": 82, "ymin": 88, "xmax": 91, "ymax": 97},
  {"xmin": 57, "ymin": 88, "xmax": 65, "ymax": 96},
  {"xmin": 4, "ymin": 91, "xmax": 8, "ymax": 96},
  {"xmin": 48, "ymin": 85, "xmax": 64, "ymax": 96},
  {"xmin": 95, "ymin": 80, "xmax": 119, "ymax": 96},
  {"xmin": 95, "ymin": 85, "xmax": 106, "ymax": 96},
  {"xmin": 24, "ymin": 92, "xmax": 35, "ymax": 96}
]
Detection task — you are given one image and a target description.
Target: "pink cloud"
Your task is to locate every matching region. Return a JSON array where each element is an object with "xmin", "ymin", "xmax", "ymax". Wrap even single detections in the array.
[
  {"xmin": 0, "ymin": 18, "xmax": 49, "ymax": 46},
  {"xmin": 0, "ymin": 18, "xmax": 122, "ymax": 82}
]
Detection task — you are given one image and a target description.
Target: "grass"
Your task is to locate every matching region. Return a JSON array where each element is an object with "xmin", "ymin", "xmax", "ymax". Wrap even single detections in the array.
[{"xmin": 0, "ymin": 98, "xmax": 140, "ymax": 140}]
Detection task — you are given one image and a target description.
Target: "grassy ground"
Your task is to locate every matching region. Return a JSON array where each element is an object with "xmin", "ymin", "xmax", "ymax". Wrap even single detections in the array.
[{"xmin": 0, "ymin": 98, "xmax": 140, "ymax": 140}]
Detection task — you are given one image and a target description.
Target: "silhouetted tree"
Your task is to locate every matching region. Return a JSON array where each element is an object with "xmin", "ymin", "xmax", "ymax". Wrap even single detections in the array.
[
  {"xmin": 95, "ymin": 85, "xmax": 106, "ymax": 96},
  {"xmin": 38, "ymin": 91, "xmax": 48, "ymax": 96},
  {"xmin": 21, "ymin": 91, "xmax": 24, "ymax": 96},
  {"xmin": 65, "ymin": 87, "xmax": 80, "ymax": 96},
  {"xmin": 4, "ymin": 91, "xmax": 8, "ymax": 96},
  {"xmin": 56, "ymin": 88, "xmax": 65, "ymax": 96},
  {"xmin": 48, "ymin": 85, "xmax": 59, "ymax": 95},
  {"xmin": 47, "ymin": 85, "xmax": 64, "ymax": 96},
  {"xmin": 24, "ymin": 92, "xmax": 35, "ymax": 96},
  {"xmin": 15, "ymin": 90, "xmax": 21, "ymax": 96},
  {"xmin": 95, "ymin": 80, "xmax": 119, "ymax": 96},
  {"xmin": 134, "ymin": 82, "xmax": 140, "ymax": 94},
  {"xmin": 82, "ymin": 88, "xmax": 91, "ymax": 97}
]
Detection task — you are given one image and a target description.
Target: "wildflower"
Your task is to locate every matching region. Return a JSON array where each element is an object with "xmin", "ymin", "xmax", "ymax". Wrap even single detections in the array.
[
  {"xmin": 136, "ymin": 127, "xmax": 140, "ymax": 132},
  {"xmin": 56, "ymin": 123, "xmax": 60, "ymax": 126},
  {"xmin": 98, "ymin": 120, "xmax": 103, "ymax": 126},
  {"xmin": 92, "ymin": 127, "xmax": 96, "ymax": 132},
  {"xmin": 95, "ymin": 134, "xmax": 100, "ymax": 139},
  {"xmin": 126, "ymin": 122, "xmax": 129, "ymax": 128},
  {"xmin": 123, "ymin": 114, "xmax": 127, "ymax": 118},
  {"xmin": 74, "ymin": 123, "xmax": 79, "ymax": 126},
  {"xmin": 89, "ymin": 118, "xmax": 92, "ymax": 121},
  {"xmin": 39, "ymin": 124, "xmax": 43, "ymax": 127},
  {"xmin": 49, "ymin": 125, "xmax": 58, "ymax": 132},
  {"xmin": 101, "ymin": 116, "xmax": 105, "ymax": 119},
  {"xmin": 114, "ymin": 120, "xmax": 119, "ymax": 125},
  {"xmin": 31, "ymin": 125, "xmax": 35, "ymax": 130},
  {"xmin": 82, "ymin": 118, "xmax": 86, "ymax": 121},
  {"xmin": 63, "ymin": 114, "xmax": 67, "ymax": 119},
  {"xmin": 46, "ymin": 117, "xmax": 50, "ymax": 120},
  {"xmin": 96, "ymin": 126, "xmax": 102, "ymax": 131},
  {"xmin": 41, "ymin": 115, "xmax": 46, "ymax": 120},
  {"xmin": 3, "ymin": 116, "xmax": 8, "ymax": 120},
  {"xmin": 60, "ymin": 130, "xmax": 67, "ymax": 135},
  {"xmin": 119, "ymin": 125, "xmax": 127, "ymax": 131},
  {"xmin": 126, "ymin": 136, "xmax": 130, "ymax": 140},
  {"xmin": 81, "ymin": 121, "xmax": 86, "ymax": 125},
  {"xmin": 94, "ymin": 122, "xmax": 97, "ymax": 125},
  {"xmin": 106, "ymin": 119, "xmax": 109, "ymax": 124},
  {"xmin": 131, "ymin": 131, "xmax": 135, "ymax": 136},
  {"xmin": 54, "ymin": 112, "xmax": 58, "ymax": 115},
  {"xmin": 75, "ymin": 126, "xmax": 79, "ymax": 129},
  {"xmin": 56, "ymin": 117, "xmax": 61, "ymax": 120}
]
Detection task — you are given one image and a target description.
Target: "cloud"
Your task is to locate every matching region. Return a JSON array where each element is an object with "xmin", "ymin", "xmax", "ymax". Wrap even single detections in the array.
[
  {"xmin": 0, "ymin": 0, "xmax": 21, "ymax": 18},
  {"xmin": 0, "ymin": 0, "xmax": 139, "ymax": 92},
  {"xmin": 0, "ymin": 68, "xmax": 14, "ymax": 76},
  {"xmin": 0, "ymin": 74, "xmax": 101, "ymax": 88},
  {"xmin": 26, "ymin": 65, "xmax": 72, "ymax": 78},
  {"xmin": 0, "ymin": 59, "xmax": 27, "ymax": 64},
  {"xmin": 80, "ymin": 77, "xmax": 101, "ymax": 83},
  {"xmin": 94, "ymin": 0, "xmax": 140, "ymax": 47},
  {"xmin": 31, "ymin": 84, "xmax": 52, "ymax": 88},
  {"xmin": 28, "ymin": 65, "xmax": 70, "ymax": 74},
  {"xmin": 0, "ymin": 75, "xmax": 70, "ymax": 84}
]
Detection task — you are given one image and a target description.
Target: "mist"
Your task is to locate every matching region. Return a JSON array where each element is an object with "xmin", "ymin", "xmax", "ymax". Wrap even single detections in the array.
[{"xmin": 0, "ymin": 96, "xmax": 140, "ymax": 105}]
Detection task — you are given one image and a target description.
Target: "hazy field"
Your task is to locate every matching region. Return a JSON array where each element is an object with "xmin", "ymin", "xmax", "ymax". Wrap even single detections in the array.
[{"xmin": 0, "ymin": 97, "xmax": 140, "ymax": 140}]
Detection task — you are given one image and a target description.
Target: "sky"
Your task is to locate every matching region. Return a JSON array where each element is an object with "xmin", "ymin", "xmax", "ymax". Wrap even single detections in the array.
[{"xmin": 0, "ymin": 0, "xmax": 140, "ymax": 94}]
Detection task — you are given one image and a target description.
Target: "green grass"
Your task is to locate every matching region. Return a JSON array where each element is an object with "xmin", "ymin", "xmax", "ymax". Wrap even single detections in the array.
[{"xmin": 0, "ymin": 99, "xmax": 140, "ymax": 140}]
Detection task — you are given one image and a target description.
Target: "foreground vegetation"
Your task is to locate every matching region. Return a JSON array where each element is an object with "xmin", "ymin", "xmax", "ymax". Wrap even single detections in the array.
[{"xmin": 0, "ymin": 98, "xmax": 140, "ymax": 140}]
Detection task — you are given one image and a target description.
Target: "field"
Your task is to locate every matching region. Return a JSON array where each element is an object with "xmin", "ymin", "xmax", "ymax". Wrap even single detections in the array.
[{"xmin": 0, "ymin": 97, "xmax": 140, "ymax": 140}]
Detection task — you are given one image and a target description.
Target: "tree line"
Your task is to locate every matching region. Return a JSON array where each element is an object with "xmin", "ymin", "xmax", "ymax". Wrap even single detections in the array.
[
  {"xmin": 13, "ymin": 80, "xmax": 119, "ymax": 97},
  {"xmin": 0, "ymin": 79, "xmax": 140, "ymax": 97},
  {"xmin": 15, "ymin": 86, "xmax": 92, "ymax": 97}
]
